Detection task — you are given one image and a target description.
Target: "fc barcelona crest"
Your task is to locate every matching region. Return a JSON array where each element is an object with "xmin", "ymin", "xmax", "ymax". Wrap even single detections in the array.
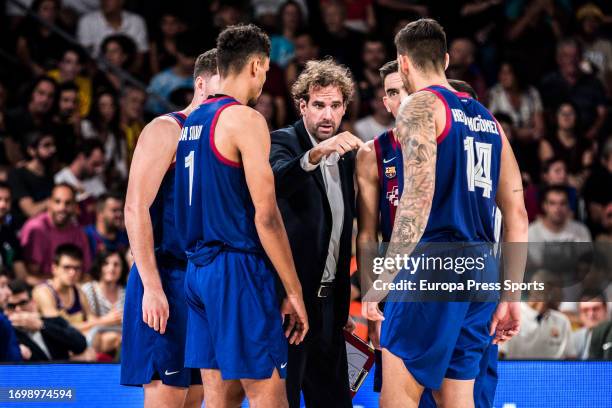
[{"xmin": 385, "ymin": 166, "xmax": 396, "ymax": 179}]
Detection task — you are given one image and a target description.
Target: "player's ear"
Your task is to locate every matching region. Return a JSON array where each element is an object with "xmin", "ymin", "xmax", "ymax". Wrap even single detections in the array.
[
  {"xmin": 444, "ymin": 53, "xmax": 450, "ymax": 70},
  {"xmin": 250, "ymin": 57, "xmax": 259, "ymax": 77},
  {"xmin": 398, "ymin": 54, "xmax": 409, "ymax": 76}
]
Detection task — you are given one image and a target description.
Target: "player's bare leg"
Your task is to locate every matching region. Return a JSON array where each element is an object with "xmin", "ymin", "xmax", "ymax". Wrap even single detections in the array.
[
  {"xmin": 183, "ymin": 384, "xmax": 204, "ymax": 408},
  {"xmin": 143, "ymin": 381, "xmax": 187, "ymax": 408},
  {"xmin": 202, "ymin": 369, "xmax": 244, "ymax": 408},
  {"xmin": 432, "ymin": 378, "xmax": 475, "ymax": 408},
  {"xmin": 240, "ymin": 368, "xmax": 288, "ymax": 408},
  {"xmin": 380, "ymin": 348, "xmax": 423, "ymax": 408}
]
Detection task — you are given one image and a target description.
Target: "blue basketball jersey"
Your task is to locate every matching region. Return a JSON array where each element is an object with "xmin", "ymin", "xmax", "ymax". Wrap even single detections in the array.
[
  {"xmin": 148, "ymin": 111, "xmax": 188, "ymax": 262},
  {"xmin": 377, "ymin": 86, "xmax": 502, "ymax": 243},
  {"xmin": 174, "ymin": 96, "xmax": 263, "ymax": 263}
]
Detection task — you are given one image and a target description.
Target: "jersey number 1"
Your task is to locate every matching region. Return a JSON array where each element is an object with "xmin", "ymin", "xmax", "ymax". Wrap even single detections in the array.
[
  {"xmin": 185, "ymin": 150, "xmax": 194, "ymax": 206},
  {"xmin": 464, "ymin": 136, "xmax": 492, "ymax": 198}
]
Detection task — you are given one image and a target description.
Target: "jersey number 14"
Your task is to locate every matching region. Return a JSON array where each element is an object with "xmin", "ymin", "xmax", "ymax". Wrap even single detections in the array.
[{"xmin": 464, "ymin": 136, "xmax": 492, "ymax": 198}]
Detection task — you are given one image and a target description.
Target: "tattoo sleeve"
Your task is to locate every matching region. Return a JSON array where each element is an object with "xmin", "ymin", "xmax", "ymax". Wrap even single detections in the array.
[{"xmin": 363, "ymin": 91, "xmax": 438, "ymax": 301}]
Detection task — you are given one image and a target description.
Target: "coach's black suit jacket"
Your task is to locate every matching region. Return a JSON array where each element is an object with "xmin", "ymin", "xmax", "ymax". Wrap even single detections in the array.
[{"xmin": 270, "ymin": 119, "xmax": 354, "ymax": 330}]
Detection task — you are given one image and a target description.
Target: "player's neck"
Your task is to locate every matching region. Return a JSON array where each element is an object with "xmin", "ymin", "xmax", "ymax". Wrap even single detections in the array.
[
  {"xmin": 412, "ymin": 73, "xmax": 451, "ymax": 93},
  {"xmin": 218, "ymin": 77, "xmax": 252, "ymax": 106}
]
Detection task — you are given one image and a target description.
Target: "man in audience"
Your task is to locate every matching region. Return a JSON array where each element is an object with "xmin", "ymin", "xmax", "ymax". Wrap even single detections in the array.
[
  {"xmin": 119, "ymin": 86, "xmax": 146, "ymax": 163},
  {"xmin": 590, "ymin": 318, "xmax": 612, "ymax": 359},
  {"xmin": 446, "ymin": 37, "xmax": 487, "ymax": 99},
  {"xmin": 7, "ymin": 131, "xmax": 56, "ymax": 228},
  {"xmin": 52, "ymin": 82, "xmax": 81, "ymax": 165},
  {"xmin": 7, "ymin": 279, "xmax": 87, "ymax": 361},
  {"xmin": 540, "ymin": 38, "xmax": 607, "ymax": 140},
  {"xmin": 55, "ymin": 139, "xmax": 107, "ymax": 203},
  {"xmin": 354, "ymin": 86, "xmax": 393, "ymax": 142},
  {"xmin": 572, "ymin": 292, "xmax": 608, "ymax": 359},
  {"xmin": 356, "ymin": 37, "xmax": 387, "ymax": 115},
  {"xmin": 84, "ymin": 193, "xmax": 128, "ymax": 258},
  {"xmin": 20, "ymin": 184, "xmax": 91, "ymax": 278},
  {"xmin": 0, "ymin": 182, "xmax": 30, "ymax": 285},
  {"xmin": 583, "ymin": 138, "xmax": 612, "ymax": 231}
]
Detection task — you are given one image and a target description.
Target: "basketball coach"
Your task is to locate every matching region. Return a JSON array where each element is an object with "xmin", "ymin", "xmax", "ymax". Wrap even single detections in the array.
[{"xmin": 269, "ymin": 59, "xmax": 366, "ymax": 408}]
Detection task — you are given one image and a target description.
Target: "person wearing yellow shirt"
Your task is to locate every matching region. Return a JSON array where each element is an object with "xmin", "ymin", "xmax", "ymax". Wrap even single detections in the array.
[{"xmin": 48, "ymin": 47, "xmax": 92, "ymax": 117}]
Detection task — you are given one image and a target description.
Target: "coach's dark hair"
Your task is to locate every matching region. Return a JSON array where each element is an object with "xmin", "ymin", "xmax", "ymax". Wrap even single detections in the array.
[
  {"xmin": 394, "ymin": 18, "xmax": 447, "ymax": 74},
  {"xmin": 216, "ymin": 24, "xmax": 270, "ymax": 77},
  {"xmin": 53, "ymin": 243, "xmax": 84, "ymax": 265},
  {"xmin": 379, "ymin": 60, "xmax": 398, "ymax": 84},
  {"xmin": 194, "ymin": 48, "xmax": 218, "ymax": 80},
  {"xmin": 448, "ymin": 79, "xmax": 477, "ymax": 99}
]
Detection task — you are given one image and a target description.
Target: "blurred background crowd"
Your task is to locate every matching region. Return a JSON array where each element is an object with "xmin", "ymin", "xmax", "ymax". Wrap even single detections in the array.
[{"xmin": 0, "ymin": 0, "xmax": 612, "ymax": 363}]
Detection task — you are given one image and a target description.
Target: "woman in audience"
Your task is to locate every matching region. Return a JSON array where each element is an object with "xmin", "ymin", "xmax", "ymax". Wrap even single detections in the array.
[
  {"xmin": 92, "ymin": 35, "xmax": 138, "ymax": 96},
  {"xmin": 270, "ymin": 1, "xmax": 304, "ymax": 68},
  {"xmin": 539, "ymin": 102, "xmax": 594, "ymax": 189},
  {"xmin": 148, "ymin": 11, "xmax": 187, "ymax": 75},
  {"xmin": 81, "ymin": 250, "xmax": 127, "ymax": 361},
  {"xmin": 488, "ymin": 61, "xmax": 545, "ymax": 142}
]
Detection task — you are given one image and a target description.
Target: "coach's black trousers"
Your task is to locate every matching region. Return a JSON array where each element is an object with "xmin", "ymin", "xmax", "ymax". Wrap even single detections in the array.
[{"xmin": 286, "ymin": 292, "xmax": 353, "ymax": 408}]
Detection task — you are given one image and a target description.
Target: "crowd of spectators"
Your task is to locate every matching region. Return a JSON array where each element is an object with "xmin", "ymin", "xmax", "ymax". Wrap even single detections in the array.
[{"xmin": 0, "ymin": 0, "xmax": 611, "ymax": 362}]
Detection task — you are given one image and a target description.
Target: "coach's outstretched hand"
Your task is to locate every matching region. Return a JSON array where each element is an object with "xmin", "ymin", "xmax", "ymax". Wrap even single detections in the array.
[
  {"xmin": 281, "ymin": 294, "xmax": 309, "ymax": 345},
  {"xmin": 307, "ymin": 131, "xmax": 370, "ymax": 165},
  {"xmin": 142, "ymin": 286, "xmax": 169, "ymax": 334},
  {"xmin": 490, "ymin": 301, "xmax": 521, "ymax": 345}
]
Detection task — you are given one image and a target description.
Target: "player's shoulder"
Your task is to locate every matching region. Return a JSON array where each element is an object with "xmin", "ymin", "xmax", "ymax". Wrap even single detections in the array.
[
  {"xmin": 146, "ymin": 114, "xmax": 183, "ymax": 131},
  {"xmin": 218, "ymin": 105, "xmax": 267, "ymax": 130}
]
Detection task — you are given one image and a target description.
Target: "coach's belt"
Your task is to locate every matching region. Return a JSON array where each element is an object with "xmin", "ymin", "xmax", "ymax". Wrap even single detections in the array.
[{"xmin": 317, "ymin": 282, "xmax": 335, "ymax": 298}]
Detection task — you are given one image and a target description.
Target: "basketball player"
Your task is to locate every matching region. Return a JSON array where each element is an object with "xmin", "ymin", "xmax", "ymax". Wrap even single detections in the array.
[
  {"xmin": 362, "ymin": 19, "xmax": 528, "ymax": 407},
  {"xmin": 121, "ymin": 49, "xmax": 220, "ymax": 408},
  {"xmin": 174, "ymin": 25, "xmax": 308, "ymax": 407},
  {"xmin": 356, "ymin": 60, "xmax": 499, "ymax": 407}
]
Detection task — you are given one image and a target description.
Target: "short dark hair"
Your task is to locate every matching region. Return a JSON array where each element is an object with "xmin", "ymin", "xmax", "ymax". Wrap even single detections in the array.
[
  {"xmin": 96, "ymin": 191, "xmax": 124, "ymax": 213},
  {"xmin": 216, "ymin": 24, "xmax": 270, "ymax": 77},
  {"xmin": 448, "ymin": 79, "xmax": 477, "ymax": 99},
  {"xmin": 579, "ymin": 290, "xmax": 607, "ymax": 305},
  {"xmin": 89, "ymin": 250, "xmax": 129, "ymax": 286},
  {"xmin": 75, "ymin": 139, "xmax": 104, "ymax": 159},
  {"xmin": 52, "ymin": 183, "xmax": 77, "ymax": 200},
  {"xmin": 394, "ymin": 18, "xmax": 447, "ymax": 73},
  {"xmin": 53, "ymin": 243, "xmax": 84, "ymax": 265},
  {"xmin": 0, "ymin": 181, "xmax": 11, "ymax": 194},
  {"xmin": 541, "ymin": 156, "xmax": 565, "ymax": 174},
  {"xmin": 379, "ymin": 60, "xmax": 398, "ymax": 84},
  {"xmin": 193, "ymin": 48, "xmax": 218, "ymax": 80},
  {"xmin": 8, "ymin": 279, "xmax": 31, "ymax": 298},
  {"xmin": 542, "ymin": 185, "xmax": 569, "ymax": 202},
  {"xmin": 61, "ymin": 46, "xmax": 86, "ymax": 64},
  {"xmin": 101, "ymin": 34, "xmax": 137, "ymax": 64},
  {"xmin": 58, "ymin": 81, "xmax": 79, "ymax": 95},
  {"xmin": 492, "ymin": 111, "xmax": 512, "ymax": 126}
]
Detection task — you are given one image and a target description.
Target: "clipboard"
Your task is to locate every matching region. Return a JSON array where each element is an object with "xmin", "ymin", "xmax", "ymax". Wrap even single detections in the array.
[{"xmin": 344, "ymin": 330, "xmax": 375, "ymax": 398}]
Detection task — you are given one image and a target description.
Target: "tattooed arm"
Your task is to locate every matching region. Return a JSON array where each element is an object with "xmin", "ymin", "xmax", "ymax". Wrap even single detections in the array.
[{"xmin": 362, "ymin": 91, "xmax": 440, "ymax": 319}]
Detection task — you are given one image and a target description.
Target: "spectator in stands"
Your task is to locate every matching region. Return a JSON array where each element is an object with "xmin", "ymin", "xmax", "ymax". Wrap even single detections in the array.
[
  {"xmin": 81, "ymin": 91, "xmax": 127, "ymax": 181},
  {"xmin": 20, "ymin": 184, "xmax": 92, "ymax": 278},
  {"xmin": 7, "ymin": 279, "xmax": 87, "ymax": 361},
  {"xmin": 495, "ymin": 112, "xmax": 540, "ymax": 184},
  {"xmin": 92, "ymin": 34, "xmax": 137, "ymax": 95},
  {"xmin": 145, "ymin": 32, "xmax": 197, "ymax": 115},
  {"xmin": 4, "ymin": 76, "xmax": 56, "ymax": 161},
  {"xmin": 356, "ymin": 37, "xmax": 387, "ymax": 116},
  {"xmin": 589, "ymin": 318, "xmax": 612, "ymax": 359},
  {"xmin": 148, "ymin": 11, "xmax": 187, "ymax": 75},
  {"xmin": 51, "ymin": 82, "xmax": 81, "ymax": 165},
  {"xmin": 576, "ymin": 4, "xmax": 612, "ymax": 96},
  {"xmin": 15, "ymin": 0, "xmax": 68, "ymax": 77},
  {"xmin": 595, "ymin": 203, "xmax": 612, "ymax": 242},
  {"xmin": 0, "ymin": 269, "xmax": 22, "ymax": 362},
  {"xmin": 354, "ymin": 86, "xmax": 392, "ymax": 142},
  {"xmin": 270, "ymin": 1, "xmax": 304, "ymax": 68},
  {"xmin": 254, "ymin": 91, "xmax": 277, "ymax": 130},
  {"xmin": 446, "ymin": 37, "xmax": 487, "ymax": 100},
  {"xmin": 7, "ymin": 130, "xmax": 55, "ymax": 227},
  {"xmin": 285, "ymin": 31, "xmax": 319, "ymax": 90},
  {"xmin": 328, "ymin": 0, "xmax": 375, "ymax": 33},
  {"xmin": 77, "ymin": 0, "xmax": 148, "ymax": 63},
  {"xmin": 81, "ymin": 250, "xmax": 126, "ymax": 359},
  {"xmin": 118, "ymin": 86, "xmax": 145, "ymax": 163},
  {"xmin": 488, "ymin": 61, "xmax": 545, "ymax": 141},
  {"xmin": 583, "ymin": 137, "xmax": 612, "ymax": 230},
  {"xmin": 524, "ymin": 158, "xmax": 579, "ymax": 222},
  {"xmin": 0, "ymin": 182, "xmax": 30, "ymax": 285},
  {"xmin": 528, "ymin": 186, "xmax": 591, "ymax": 268},
  {"xmin": 84, "ymin": 193, "xmax": 128, "ymax": 258},
  {"xmin": 539, "ymin": 102, "xmax": 594, "ymax": 189},
  {"xmin": 319, "ymin": 1, "xmax": 364, "ymax": 72},
  {"xmin": 540, "ymin": 38, "xmax": 607, "ymax": 141},
  {"xmin": 47, "ymin": 47, "xmax": 92, "ymax": 117},
  {"xmin": 500, "ymin": 273, "xmax": 576, "ymax": 359},
  {"xmin": 572, "ymin": 292, "xmax": 608, "ymax": 360},
  {"xmin": 55, "ymin": 139, "xmax": 106, "ymax": 204}
]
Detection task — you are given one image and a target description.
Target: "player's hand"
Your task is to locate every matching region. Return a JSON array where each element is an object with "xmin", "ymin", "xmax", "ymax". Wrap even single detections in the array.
[
  {"xmin": 362, "ymin": 301, "xmax": 384, "ymax": 321},
  {"xmin": 142, "ymin": 286, "xmax": 169, "ymax": 334},
  {"xmin": 308, "ymin": 131, "xmax": 371, "ymax": 165},
  {"xmin": 344, "ymin": 316, "xmax": 356, "ymax": 333},
  {"xmin": 367, "ymin": 319, "xmax": 381, "ymax": 349},
  {"xmin": 490, "ymin": 301, "xmax": 521, "ymax": 345},
  {"xmin": 281, "ymin": 294, "xmax": 309, "ymax": 345}
]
